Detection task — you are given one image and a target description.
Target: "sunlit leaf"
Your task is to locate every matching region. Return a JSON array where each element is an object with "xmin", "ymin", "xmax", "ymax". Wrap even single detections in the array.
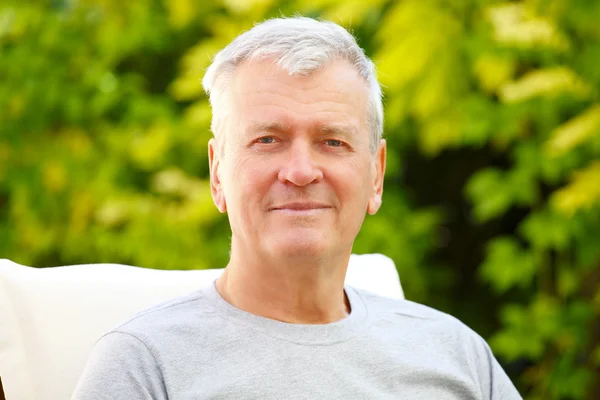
[
  {"xmin": 486, "ymin": 3, "xmax": 569, "ymax": 50},
  {"xmin": 499, "ymin": 67, "xmax": 591, "ymax": 104},
  {"xmin": 472, "ymin": 53, "xmax": 516, "ymax": 94},
  {"xmin": 552, "ymin": 161, "xmax": 600, "ymax": 214},
  {"xmin": 129, "ymin": 123, "xmax": 173, "ymax": 170},
  {"xmin": 163, "ymin": 0, "xmax": 198, "ymax": 29},
  {"xmin": 544, "ymin": 104, "xmax": 600, "ymax": 156}
]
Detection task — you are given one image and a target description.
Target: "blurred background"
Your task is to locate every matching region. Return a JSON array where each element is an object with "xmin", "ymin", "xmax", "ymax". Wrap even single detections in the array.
[{"xmin": 1, "ymin": 0, "xmax": 600, "ymax": 398}]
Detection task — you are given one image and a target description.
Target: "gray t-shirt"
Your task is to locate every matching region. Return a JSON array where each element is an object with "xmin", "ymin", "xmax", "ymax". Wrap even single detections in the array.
[{"xmin": 73, "ymin": 282, "xmax": 521, "ymax": 399}]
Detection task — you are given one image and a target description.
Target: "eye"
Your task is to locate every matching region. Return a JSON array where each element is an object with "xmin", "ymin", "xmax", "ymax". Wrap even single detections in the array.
[
  {"xmin": 256, "ymin": 136, "xmax": 276, "ymax": 144},
  {"xmin": 325, "ymin": 139, "xmax": 343, "ymax": 147}
]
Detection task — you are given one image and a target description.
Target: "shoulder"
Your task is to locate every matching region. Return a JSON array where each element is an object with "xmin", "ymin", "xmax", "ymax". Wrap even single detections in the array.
[
  {"xmin": 105, "ymin": 286, "xmax": 216, "ymax": 342},
  {"xmin": 352, "ymin": 287, "xmax": 487, "ymax": 348},
  {"xmin": 354, "ymin": 287, "xmax": 464, "ymax": 323},
  {"xmin": 353, "ymin": 288, "xmax": 522, "ymax": 398}
]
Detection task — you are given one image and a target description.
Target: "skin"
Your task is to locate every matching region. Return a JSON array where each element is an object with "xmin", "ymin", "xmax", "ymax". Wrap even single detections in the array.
[{"xmin": 208, "ymin": 58, "xmax": 386, "ymax": 324}]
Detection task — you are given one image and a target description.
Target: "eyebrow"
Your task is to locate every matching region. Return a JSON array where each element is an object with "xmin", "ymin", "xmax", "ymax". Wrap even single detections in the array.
[
  {"xmin": 318, "ymin": 123, "xmax": 357, "ymax": 136},
  {"xmin": 246, "ymin": 121, "xmax": 292, "ymax": 135},
  {"xmin": 245, "ymin": 122, "xmax": 357, "ymax": 136}
]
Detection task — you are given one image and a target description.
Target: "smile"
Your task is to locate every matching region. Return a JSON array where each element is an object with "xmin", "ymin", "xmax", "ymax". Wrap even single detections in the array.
[{"xmin": 270, "ymin": 203, "xmax": 332, "ymax": 215}]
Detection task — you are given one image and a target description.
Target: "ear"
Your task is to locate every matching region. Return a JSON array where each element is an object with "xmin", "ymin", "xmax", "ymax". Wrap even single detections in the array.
[
  {"xmin": 208, "ymin": 138, "xmax": 227, "ymax": 213},
  {"xmin": 367, "ymin": 139, "xmax": 386, "ymax": 215}
]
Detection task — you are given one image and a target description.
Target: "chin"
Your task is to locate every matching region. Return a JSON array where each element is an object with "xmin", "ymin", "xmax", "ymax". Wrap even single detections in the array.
[{"xmin": 268, "ymin": 233, "xmax": 331, "ymax": 259}]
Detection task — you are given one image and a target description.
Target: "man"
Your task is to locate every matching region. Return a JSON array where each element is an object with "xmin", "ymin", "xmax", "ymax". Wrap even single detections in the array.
[{"xmin": 73, "ymin": 17, "xmax": 521, "ymax": 399}]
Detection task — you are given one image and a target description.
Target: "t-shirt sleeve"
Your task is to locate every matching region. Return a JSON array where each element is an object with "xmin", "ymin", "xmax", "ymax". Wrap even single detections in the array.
[
  {"xmin": 472, "ymin": 332, "xmax": 522, "ymax": 400},
  {"xmin": 72, "ymin": 331, "xmax": 168, "ymax": 400}
]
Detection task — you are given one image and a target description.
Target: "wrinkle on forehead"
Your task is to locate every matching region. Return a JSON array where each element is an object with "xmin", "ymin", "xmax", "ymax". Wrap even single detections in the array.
[
  {"xmin": 239, "ymin": 60, "xmax": 366, "ymax": 114},
  {"xmin": 233, "ymin": 58, "xmax": 369, "ymax": 103}
]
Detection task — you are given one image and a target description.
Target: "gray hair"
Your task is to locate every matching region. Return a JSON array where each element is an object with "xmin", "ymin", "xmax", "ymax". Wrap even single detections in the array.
[{"xmin": 202, "ymin": 16, "xmax": 384, "ymax": 153}]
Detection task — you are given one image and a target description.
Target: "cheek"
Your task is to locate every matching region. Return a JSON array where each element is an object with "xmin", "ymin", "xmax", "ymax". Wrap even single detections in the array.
[
  {"xmin": 225, "ymin": 154, "xmax": 272, "ymax": 209},
  {"xmin": 330, "ymin": 158, "xmax": 373, "ymax": 209}
]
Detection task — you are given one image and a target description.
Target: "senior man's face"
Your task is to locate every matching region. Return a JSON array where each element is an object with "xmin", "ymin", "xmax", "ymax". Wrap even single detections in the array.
[{"xmin": 209, "ymin": 59, "xmax": 386, "ymax": 259}]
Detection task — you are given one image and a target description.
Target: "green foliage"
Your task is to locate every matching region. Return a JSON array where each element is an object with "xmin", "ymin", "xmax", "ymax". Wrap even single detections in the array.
[
  {"xmin": 2, "ymin": 0, "xmax": 600, "ymax": 398},
  {"xmin": 480, "ymin": 236, "xmax": 539, "ymax": 293}
]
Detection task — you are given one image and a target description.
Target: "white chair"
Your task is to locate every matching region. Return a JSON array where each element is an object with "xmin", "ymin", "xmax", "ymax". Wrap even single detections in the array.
[{"xmin": 0, "ymin": 254, "xmax": 403, "ymax": 400}]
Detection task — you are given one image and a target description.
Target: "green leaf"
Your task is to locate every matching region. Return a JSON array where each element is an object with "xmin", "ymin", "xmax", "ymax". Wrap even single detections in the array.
[
  {"xmin": 465, "ymin": 169, "xmax": 512, "ymax": 222},
  {"xmin": 519, "ymin": 208, "xmax": 572, "ymax": 251},
  {"xmin": 479, "ymin": 237, "xmax": 538, "ymax": 293}
]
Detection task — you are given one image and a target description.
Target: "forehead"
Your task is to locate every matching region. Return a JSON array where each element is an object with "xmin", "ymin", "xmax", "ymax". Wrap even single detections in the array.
[{"xmin": 229, "ymin": 58, "xmax": 370, "ymax": 133}]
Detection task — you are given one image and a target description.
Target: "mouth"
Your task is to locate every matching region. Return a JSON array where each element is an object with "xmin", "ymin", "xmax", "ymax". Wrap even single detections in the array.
[{"xmin": 270, "ymin": 202, "xmax": 332, "ymax": 214}]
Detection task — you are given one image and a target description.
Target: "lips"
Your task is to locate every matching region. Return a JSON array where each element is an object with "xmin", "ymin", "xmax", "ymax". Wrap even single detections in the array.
[{"xmin": 270, "ymin": 202, "xmax": 332, "ymax": 211}]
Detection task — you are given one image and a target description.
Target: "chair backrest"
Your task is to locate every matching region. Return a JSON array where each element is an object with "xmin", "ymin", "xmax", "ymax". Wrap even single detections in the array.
[{"xmin": 0, "ymin": 254, "xmax": 403, "ymax": 400}]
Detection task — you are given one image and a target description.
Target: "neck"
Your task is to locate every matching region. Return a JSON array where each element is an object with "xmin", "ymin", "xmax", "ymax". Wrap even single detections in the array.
[{"xmin": 215, "ymin": 242, "xmax": 351, "ymax": 324}]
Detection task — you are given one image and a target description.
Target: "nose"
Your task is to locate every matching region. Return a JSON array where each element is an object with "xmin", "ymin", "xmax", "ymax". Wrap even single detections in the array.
[{"xmin": 277, "ymin": 141, "xmax": 324, "ymax": 186}]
